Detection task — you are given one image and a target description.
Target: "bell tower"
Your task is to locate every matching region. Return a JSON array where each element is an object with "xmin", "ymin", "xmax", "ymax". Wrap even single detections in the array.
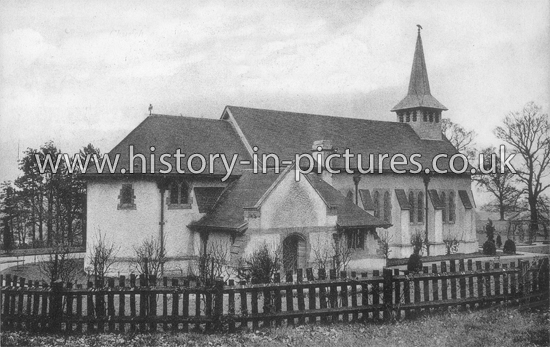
[{"xmin": 392, "ymin": 26, "xmax": 447, "ymax": 140}]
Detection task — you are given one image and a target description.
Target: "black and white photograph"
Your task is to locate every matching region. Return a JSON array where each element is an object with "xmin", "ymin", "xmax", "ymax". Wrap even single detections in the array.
[{"xmin": 0, "ymin": 0, "xmax": 548, "ymax": 346}]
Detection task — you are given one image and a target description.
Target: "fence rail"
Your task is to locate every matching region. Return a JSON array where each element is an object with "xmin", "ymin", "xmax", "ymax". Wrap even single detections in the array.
[{"xmin": 1, "ymin": 258, "xmax": 548, "ymax": 333}]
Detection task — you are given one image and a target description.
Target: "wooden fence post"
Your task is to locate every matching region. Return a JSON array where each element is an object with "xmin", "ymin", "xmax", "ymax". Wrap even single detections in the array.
[
  {"xmin": 519, "ymin": 260, "xmax": 529, "ymax": 301},
  {"xmin": 383, "ymin": 268, "xmax": 393, "ymax": 321},
  {"xmin": 49, "ymin": 280, "xmax": 63, "ymax": 333},
  {"xmin": 213, "ymin": 278, "xmax": 224, "ymax": 331}
]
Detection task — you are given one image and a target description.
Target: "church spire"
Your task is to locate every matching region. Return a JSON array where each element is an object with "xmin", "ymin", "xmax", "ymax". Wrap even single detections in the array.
[
  {"xmin": 391, "ymin": 26, "xmax": 447, "ymax": 141},
  {"xmin": 391, "ymin": 27, "xmax": 447, "ymax": 112},
  {"xmin": 408, "ymin": 25, "xmax": 430, "ymax": 97}
]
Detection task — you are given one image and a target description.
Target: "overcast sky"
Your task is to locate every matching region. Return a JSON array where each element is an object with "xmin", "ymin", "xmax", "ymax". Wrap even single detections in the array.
[{"xmin": 1, "ymin": 0, "xmax": 548, "ymax": 194}]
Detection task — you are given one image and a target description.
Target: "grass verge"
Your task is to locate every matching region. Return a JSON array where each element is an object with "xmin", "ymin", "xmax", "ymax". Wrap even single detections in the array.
[{"xmin": 1, "ymin": 307, "xmax": 548, "ymax": 347}]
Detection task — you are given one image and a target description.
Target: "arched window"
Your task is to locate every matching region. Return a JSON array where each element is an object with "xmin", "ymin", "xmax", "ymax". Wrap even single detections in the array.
[
  {"xmin": 440, "ymin": 191, "xmax": 447, "ymax": 223},
  {"xmin": 449, "ymin": 191, "xmax": 456, "ymax": 223},
  {"xmin": 383, "ymin": 191, "xmax": 391, "ymax": 223},
  {"xmin": 417, "ymin": 192, "xmax": 424, "ymax": 223},
  {"xmin": 398, "ymin": 113, "xmax": 404, "ymax": 122},
  {"xmin": 373, "ymin": 191, "xmax": 380, "ymax": 218},
  {"xmin": 412, "ymin": 110, "xmax": 417, "ymax": 122},
  {"xmin": 429, "ymin": 112, "xmax": 434, "ymax": 122},
  {"xmin": 406, "ymin": 112, "xmax": 410, "ymax": 122},
  {"xmin": 409, "ymin": 191, "xmax": 415, "ymax": 223}
]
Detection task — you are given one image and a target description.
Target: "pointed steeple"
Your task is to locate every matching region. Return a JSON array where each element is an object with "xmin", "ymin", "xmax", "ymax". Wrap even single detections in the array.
[{"xmin": 392, "ymin": 27, "xmax": 447, "ymax": 112}]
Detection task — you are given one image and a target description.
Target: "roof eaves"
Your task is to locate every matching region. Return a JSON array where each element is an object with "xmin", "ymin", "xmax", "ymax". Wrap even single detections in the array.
[{"xmin": 303, "ymin": 174, "xmax": 335, "ymax": 208}]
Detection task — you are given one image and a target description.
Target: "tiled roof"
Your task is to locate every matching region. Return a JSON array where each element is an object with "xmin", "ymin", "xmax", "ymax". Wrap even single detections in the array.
[
  {"xmin": 391, "ymin": 31, "xmax": 447, "ymax": 112},
  {"xmin": 226, "ymin": 106, "xmax": 460, "ymax": 172},
  {"xmin": 305, "ymin": 174, "xmax": 391, "ymax": 228},
  {"xmin": 194, "ymin": 187, "xmax": 225, "ymax": 213},
  {"xmin": 190, "ymin": 170, "xmax": 280, "ymax": 230},
  {"xmin": 193, "ymin": 171, "xmax": 390, "ymax": 231},
  {"xmin": 395, "ymin": 189, "xmax": 411, "ymax": 210},
  {"xmin": 359, "ymin": 189, "xmax": 375, "ymax": 210},
  {"xmin": 458, "ymin": 190, "xmax": 473, "ymax": 209},
  {"xmin": 85, "ymin": 114, "xmax": 251, "ymax": 176}
]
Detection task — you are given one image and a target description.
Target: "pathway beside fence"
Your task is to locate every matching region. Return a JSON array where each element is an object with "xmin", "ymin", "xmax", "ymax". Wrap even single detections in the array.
[{"xmin": 1, "ymin": 258, "xmax": 548, "ymax": 334}]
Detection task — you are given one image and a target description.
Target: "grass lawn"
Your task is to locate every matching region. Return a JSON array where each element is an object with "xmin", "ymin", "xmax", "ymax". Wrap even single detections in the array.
[{"xmin": 1, "ymin": 307, "xmax": 548, "ymax": 347}]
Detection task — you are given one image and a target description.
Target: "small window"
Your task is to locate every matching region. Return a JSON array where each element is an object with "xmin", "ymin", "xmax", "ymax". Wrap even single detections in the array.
[
  {"xmin": 423, "ymin": 111, "xmax": 427, "ymax": 122},
  {"xmin": 346, "ymin": 229, "xmax": 364, "ymax": 250},
  {"xmin": 409, "ymin": 191, "xmax": 415, "ymax": 223},
  {"xmin": 168, "ymin": 181, "xmax": 191, "ymax": 209},
  {"xmin": 429, "ymin": 112, "xmax": 434, "ymax": 123},
  {"xmin": 406, "ymin": 112, "xmax": 410, "ymax": 122},
  {"xmin": 417, "ymin": 192, "xmax": 424, "ymax": 223},
  {"xmin": 435, "ymin": 113, "xmax": 440, "ymax": 123},
  {"xmin": 118, "ymin": 184, "xmax": 136, "ymax": 210},
  {"xmin": 383, "ymin": 191, "xmax": 391, "ymax": 223},
  {"xmin": 449, "ymin": 191, "xmax": 456, "ymax": 223},
  {"xmin": 398, "ymin": 113, "xmax": 404, "ymax": 123},
  {"xmin": 412, "ymin": 110, "xmax": 417, "ymax": 122},
  {"xmin": 441, "ymin": 191, "xmax": 447, "ymax": 223}
]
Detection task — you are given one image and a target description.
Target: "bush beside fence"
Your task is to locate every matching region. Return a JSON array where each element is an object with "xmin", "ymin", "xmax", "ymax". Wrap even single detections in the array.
[{"xmin": 1, "ymin": 258, "xmax": 548, "ymax": 334}]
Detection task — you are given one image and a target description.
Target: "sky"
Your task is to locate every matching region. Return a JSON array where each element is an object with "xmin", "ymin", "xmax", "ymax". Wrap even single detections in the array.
[{"xmin": 0, "ymin": 0, "xmax": 548, "ymax": 204}]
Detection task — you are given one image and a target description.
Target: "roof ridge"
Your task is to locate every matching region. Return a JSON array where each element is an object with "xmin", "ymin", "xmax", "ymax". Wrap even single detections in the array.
[
  {"xmin": 149, "ymin": 114, "xmax": 221, "ymax": 122},
  {"xmin": 227, "ymin": 105, "xmax": 413, "ymax": 127}
]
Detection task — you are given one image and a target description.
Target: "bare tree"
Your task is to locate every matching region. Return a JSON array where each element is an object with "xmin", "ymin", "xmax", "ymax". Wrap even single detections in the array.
[
  {"xmin": 476, "ymin": 146, "xmax": 521, "ymax": 220},
  {"xmin": 377, "ymin": 229, "xmax": 393, "ymax": 260},
  {"xmin": 442, "ymin": 118, "xmax": 477, "ymax": 160},
  {"xmin": 309, "ymin": 232, "xmax": 354, "ymax": 272},
  {"xmin": 310, "ymin": 234, "xmax": 334, "ymax": 270},
  {"xmin": 133, "ymin": 234, "xmax": 167, "ymax": 277},
  {"xmin": 190, "ymin": 240, "xmax": 231, "ymax": 285},
  {"xmin": 495, "ymin": 102, "xmax": 550, "ymax": 243},
  {"xmin": 86, "ymin": 231, "xmax": 119, "ymax": 283},
  {"xmin": 332, "ymin": 233, "xmax": 353, "ymax": 272},
  {"xmin": 39, "ymin": 240, "xmax": 81, "ymax": 284}
]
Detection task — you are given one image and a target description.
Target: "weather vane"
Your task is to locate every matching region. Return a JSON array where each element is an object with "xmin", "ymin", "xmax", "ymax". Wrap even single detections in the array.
[{"xmin": 417, "ymin": 24, "xmax": 423, "ymax": 33}]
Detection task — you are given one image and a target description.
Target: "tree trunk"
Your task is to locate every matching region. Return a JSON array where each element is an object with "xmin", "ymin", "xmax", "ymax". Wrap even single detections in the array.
[{"xmin": 528, "ymin": 195, "xmax": 539, "ymax": 244}]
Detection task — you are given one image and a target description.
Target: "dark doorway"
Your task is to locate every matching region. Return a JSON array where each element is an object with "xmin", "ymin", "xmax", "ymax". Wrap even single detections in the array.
[{"xmin": 283, "ymin": 234, "xmax": 306, "ymax": 272}]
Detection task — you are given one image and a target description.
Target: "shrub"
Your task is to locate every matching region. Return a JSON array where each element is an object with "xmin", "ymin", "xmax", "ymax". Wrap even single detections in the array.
[
  {"xmin": 237, "ymin": 244, "xmax": 280, "ymax": 284},
  {"xmin": 503, "ymin": 239, "xmax": 516, "ymax": 254},
  {"xmin": 482, "ymin": 240, "xmax": 496, "ymax": 255},
  {"xmin": 496, "ymin": 234, "xmax": 502, "ymax": 248},
  {"xmin": 410, "ymin": 229, "xmax": 425, "ymax": 255},
  {"xmin": 407, "ymin": 253, "xmax": 423, "ymax": 273}
]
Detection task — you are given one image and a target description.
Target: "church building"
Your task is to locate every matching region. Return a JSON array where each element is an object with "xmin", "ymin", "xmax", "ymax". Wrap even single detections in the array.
[{"xmin": 84, "ymin": 29, "xmax": 478, "ymax": 276}]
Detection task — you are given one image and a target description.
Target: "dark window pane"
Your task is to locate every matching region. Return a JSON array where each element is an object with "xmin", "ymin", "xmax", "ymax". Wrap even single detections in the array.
[{"xmin": 170, "ymin": 183, "xmax": 179, "ymax": 204}]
